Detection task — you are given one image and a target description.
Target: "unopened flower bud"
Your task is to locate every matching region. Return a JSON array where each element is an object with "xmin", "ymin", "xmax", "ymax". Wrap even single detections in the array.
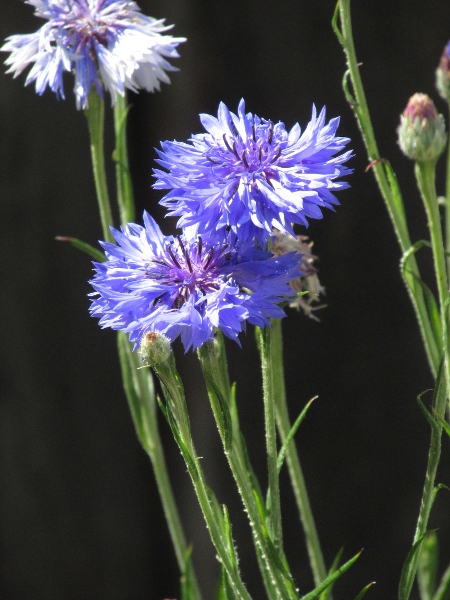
[
  {"xmin": 398, "ymin": 93, "xmax": 446, "ymax": 163},
  {"xmin": 140, "ymin": 331, "xmax": 171, "ymax": 366},
  {"xmin": 436, "ymin": 42, "xmax": 450, "ymax": 101}
]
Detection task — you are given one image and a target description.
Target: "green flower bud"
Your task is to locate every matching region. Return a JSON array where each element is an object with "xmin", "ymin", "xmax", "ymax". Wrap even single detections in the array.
[
  {"xmin": 398, "ymin": 93, "xmax": 446, "ymax": 163},
  {"xmin": 140, "ymin": 331, "xmax": 172, "ymax": 366},
  {"xmin": 436, "ymin": 41, "xmax": 450, "ymax": 101}
]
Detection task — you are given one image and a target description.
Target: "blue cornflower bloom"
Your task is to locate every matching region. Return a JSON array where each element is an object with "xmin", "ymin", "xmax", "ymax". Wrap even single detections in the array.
[
  {"xmin": 89, "ymin": 212, "xmax": 302, "ymax": 352},
  {"xmin": 154, "ymin": 99, "xmax": 352, "ymax": 246},
  {"xmin": 2, "ymin": 0, "xmax": 185, "ymax": 109}
]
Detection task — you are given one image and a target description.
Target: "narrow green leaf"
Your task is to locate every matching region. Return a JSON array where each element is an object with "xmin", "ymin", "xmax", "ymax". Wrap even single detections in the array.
[
  {"xmin": 319, "ymin": 547, "xmax": 343, "ymax": 600},
  {"xmin": 354, "ymin": 581, "xmax": 376, "ymax": 600},
  {"xmin": 418, "ymin": 531, "xmax": 439, "ymax": 600},
  {"xmin": 300, "ymin": 550, "xmax": 362, "ymax": 600},
  {"xmin": 401, "ymin": 241, "xmax": 442, "ymax": 353},
  {"xmin": 434, "ymin": 563, "xmax": 450, "ymax": 600},
  {"xmin": 163, "ymin": 399, "xmax": 199, "ymax": 481},
  {"xmin": 331, "ymin": 1, "xmax": 344, "ymax": 46},
  {"xmin": 399, "ymin": 532, "xmax": 436, "ymax": 600},
  {"xmin": 417, "ymin": 394, "xmax": 437, "ymax": 429},
  {"xmin": 222, "ymin": 505, "xmax": 239, "ymax": 572},
  {"xmin": 55, "ymin": 236, "xmax": 105, "ymax": 262},
  {"xmin": 383, "ymin": 160, "xmax": 406, "ymax": 229},
  {"xmin": 216, "ymin": 567, "xmax": 234, "ymax": 600},
  {"xmin": 180, "ymin": 546, "xmax": 197, "ymax": 600},
  {"xmin": 203, "ymin": 372, "xmax": 233, "ymax": 451},
  {"xmin": 277, "ymin": 396, "xmax": 317, "ymax": 474},
  {"xmin": 435, "ymin": 416, "xmax": 450, "ymax": 438}
]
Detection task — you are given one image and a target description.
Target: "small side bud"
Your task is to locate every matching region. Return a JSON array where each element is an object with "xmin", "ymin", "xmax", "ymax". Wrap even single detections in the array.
[
  {"xmin": 436, "ymin": 42, "xmax": 450, "ymax": 101},
  {"xmin": 397, "ymin": 93, "xmax": 446, "ymax": 163},
  {"xmin": 140, "ymin": 331, "xmax": 172, "ymax": 366}
]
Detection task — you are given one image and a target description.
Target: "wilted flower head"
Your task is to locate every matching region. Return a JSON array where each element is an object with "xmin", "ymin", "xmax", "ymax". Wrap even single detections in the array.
[
  {"xmin": 154, "ymin": 99, "xmax": 352, "ymax": 246},
  {"xmin": 398, "ymin": 93, "xmax": 446, "ymax": 163},
  {"xmin": 272, "ymin": 231, "xmax": 325, "ymax": 318},
  {"xmin": 436, "ymin": 41, "xmax": 450, "ymax": 101},
  {"xmin": 1, "ymin": 0, "xmax": 185, "ymax": 109},
  {"xmin": 89, "ymin": 212, "xmax": 302, "ymax": 352}
]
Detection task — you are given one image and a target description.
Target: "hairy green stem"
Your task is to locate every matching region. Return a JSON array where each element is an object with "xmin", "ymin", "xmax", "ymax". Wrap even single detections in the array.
[
  {"xmin": 415, "ymin": 163, "xmax": 449, "ymax": 321},
  {"xmin": 84, "ymin": 91, "xmax": 114, "ymax": 242},
  {"xmin": 446, "ymin": 104, "xmax": 450, "ymax": 280},
  {"xmin": 113, "ymin": 94, "xmax": 135, "ymax": 224},
  {"xmin": 270, "ymin": 319, "xmax": 328, "ymax": 588},
  {"xmin": 335, "ymin": 0, "xmax": 439, "ymax": 375},
  {"xmin": 198, "ymin": 340, "xmax": 297, "ymax": 600},
  {"xmin": 154, "ymin": 354, "xmax": 252, "ymax": 600},
  {"xmin": 86, "ymin": 94, "xmax": 200, "ymax": 596},
  {"xmin": 399, "ymin": 366, "xmax": 446, "ymax": 600},
  {"xmin": 258, "ymin": 327, "xmax": 283, "ymax": 552},
  {"xmin": 117, "ymin": 334, "xmax": 202, "ymax": 599}
]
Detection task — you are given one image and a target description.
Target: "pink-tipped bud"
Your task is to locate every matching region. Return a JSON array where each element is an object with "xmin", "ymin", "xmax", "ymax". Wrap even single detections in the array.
[
  {"xmin": 398, "ymin": 93, "xmax": 446, "ymax": 162},
  {"xmin": 436, "ymin": 41, "xmax": 450, "ymax": 101}
]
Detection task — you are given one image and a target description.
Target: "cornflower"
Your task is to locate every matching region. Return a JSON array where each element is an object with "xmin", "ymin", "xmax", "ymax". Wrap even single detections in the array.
[
  {"xmin": 89, "ymin": 212, "xmax": 303, "ymax": 352},
  {"xmin": 2, "ymin": 0, "xmax": 185, "ymax": 109},
  {"xmin": 154, "ymin": 99, "xmax": 352, "ymax": 245}
]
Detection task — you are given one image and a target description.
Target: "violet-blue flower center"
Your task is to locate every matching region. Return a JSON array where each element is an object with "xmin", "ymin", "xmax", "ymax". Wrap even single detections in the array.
[
  {"xmin": 150, "ymin": 237, "xmax": 231, "ymax": 308},
  {"xmin": 206, "ymin": 120, "xmax": 284, "ymax": 185},
  {"xmin": 60, "ymin": 2, "xmax": 129, "ymax": 50}
]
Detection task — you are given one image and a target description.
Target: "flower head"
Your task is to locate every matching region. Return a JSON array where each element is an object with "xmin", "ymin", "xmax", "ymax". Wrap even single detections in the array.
[
  {"xmin": 89, "ymin": 212, "xmax": 302, "ymax": 352},
  {"xmin": 398, "ymin": 93, "xmax": 446, "ymax": 163},
  {"xmin": 2, "ymin": 0, "xmax": 185, "ymax": 109},
  {"xmin": 272, "ymin": 231, "xmax": 325, "ymax": 318},
  {"xmin": 436, "ymin": 41, "xmax": 450, "ymax": 101},
  {"xmin": 154, "ymin": 99, "xmax": 352, "ymax": 246}
]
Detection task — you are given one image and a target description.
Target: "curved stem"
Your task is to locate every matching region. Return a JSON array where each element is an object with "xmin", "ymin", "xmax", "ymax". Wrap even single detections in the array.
[
  {"xmin": 84, "ymin": 91, "xmax": 114, "ymax": 242},
  {"xmin": 270, "ymin": 319, "xmax": 328, "ymax": 588},
  {"xmin": 336, "ymin": 0, "xmax": 439, "ymax": 375}
]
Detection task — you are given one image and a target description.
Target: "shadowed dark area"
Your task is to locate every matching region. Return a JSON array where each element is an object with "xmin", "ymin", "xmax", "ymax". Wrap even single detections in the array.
[{"xmin": 1, "ymin": 1, "xmax": 450, "ymax": 599}]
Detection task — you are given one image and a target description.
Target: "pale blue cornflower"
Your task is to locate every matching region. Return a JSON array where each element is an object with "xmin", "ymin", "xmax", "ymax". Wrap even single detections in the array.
[
  {"xmin": 89, "ymin": 212, "xmax": 303, "ymax": 352},
  {"xmin": 154, "ymin": 99, "xmax": 352, "ymax": 246},
  {"xmin": 2, "ymin": 0, "xmax": 185, "ymax": 109}
]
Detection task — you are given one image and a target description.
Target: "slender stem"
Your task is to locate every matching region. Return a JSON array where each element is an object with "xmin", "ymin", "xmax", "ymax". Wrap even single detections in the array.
[
  {"xmin": 445, "ymin": 103, "xmax": 450, "ymax": 279},
  {"xmin": 117, "ymin": 334, "xmax": 202, "ymax": 599},
  {"xmin": 259, "ymin": 326, "xmax": 283, "ymax": 552},
  {"xmin": 415, "ymin": 162, "xmax": 450, "ymax": 413},
  {"xmin": 399, "ymin": 369, "xmax": 446, "ymax": 600},
  {"xmin": 270, "ymin": 319, "xmax": 328, "ymax": 588},
  {"xmin": 154, "ymin": 355, "xmax": 252, "ymax": 600},
  {"xmin": 86, "ymin": 94, "xmax": 199, "ymax": 595},
  {"xmin": 113, "ymin": 94, "xmax": 135, "ymax": 224},
  {"xmin": 336, "ymin": 0, "xmax": 439, "ymax": 375},
  {"xmin": 84, "ymin": 91, "xmax": 114, "ymax": 242},
  {"xmin": 415, "ymin": 163, "xmax": 449, "ymax": 319},
  {"xmin": 198, "ymin": 340, "xmax": 297, "ymax": 600}
]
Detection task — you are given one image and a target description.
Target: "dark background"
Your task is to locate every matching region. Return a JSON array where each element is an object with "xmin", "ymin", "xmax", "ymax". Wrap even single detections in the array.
[{"xmin": 2, "ymin": 1, "xmax": 450, "ymax": 598}]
